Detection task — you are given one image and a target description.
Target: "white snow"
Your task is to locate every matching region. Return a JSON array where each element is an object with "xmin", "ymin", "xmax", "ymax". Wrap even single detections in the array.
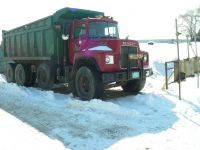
[
  {"xmin": 0, "ymin": 42, "xmax": 200, "ymax": 150},
  {"xmin": 0, "ymin": 109, "xmax": 67, "ymax": 150}
]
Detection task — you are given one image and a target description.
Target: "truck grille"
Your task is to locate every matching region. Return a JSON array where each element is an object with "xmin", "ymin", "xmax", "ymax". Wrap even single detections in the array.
[{"xmin": 120, "ymin": 46, "xmax": 138, "ymax": 68}]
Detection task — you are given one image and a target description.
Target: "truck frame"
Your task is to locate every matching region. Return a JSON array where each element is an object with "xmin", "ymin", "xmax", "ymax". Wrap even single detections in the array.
[{"xmin": 2, "ymin": 7, "xmax": 152, "ymax": 100}]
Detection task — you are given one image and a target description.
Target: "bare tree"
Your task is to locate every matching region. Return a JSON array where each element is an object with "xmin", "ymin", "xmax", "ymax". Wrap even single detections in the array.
[
  {"xmin": 197, "ymin": 6, "xmax": 200, "ymax": 41},
  {"xmin": 178, "ymin": 7, "xmax": 200, "ymax": 41}
]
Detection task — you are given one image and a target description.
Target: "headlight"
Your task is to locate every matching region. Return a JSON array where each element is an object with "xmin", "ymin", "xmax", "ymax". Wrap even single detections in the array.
[
  {"xmin": 143, "ymin": 55, "xmax": 148, "ymax": 63},
  {"xmin": 105, "ymin": 55, "xmax": 114, "ymax": 64}
]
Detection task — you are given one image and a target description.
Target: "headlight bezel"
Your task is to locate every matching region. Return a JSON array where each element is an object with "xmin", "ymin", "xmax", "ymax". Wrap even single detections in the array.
[{"xmin": 105, "ymin": 55, "xmax": 114, "ymax": 64}]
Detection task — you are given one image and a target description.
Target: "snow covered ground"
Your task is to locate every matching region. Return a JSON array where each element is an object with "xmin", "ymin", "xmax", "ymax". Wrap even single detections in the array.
[{"xmin": 0, "ymin": 43, "xmax": 200, "ymax": 150}]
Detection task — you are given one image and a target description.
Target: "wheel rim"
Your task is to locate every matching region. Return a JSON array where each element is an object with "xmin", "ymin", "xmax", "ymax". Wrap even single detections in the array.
[
  {"xmin": 80, "ymin": 75, "xmax": 90, "ymax": 93},
  {"xmin": 15, "ymin": 65, "xmax": 26, "ymax": 85},
  {"xmin": 75, "ymin": 67, "xmax": 95, "ymax": 100},
  {"xmin": 78, "ymin": 74, "xmax": 91, "ymax": 95}
]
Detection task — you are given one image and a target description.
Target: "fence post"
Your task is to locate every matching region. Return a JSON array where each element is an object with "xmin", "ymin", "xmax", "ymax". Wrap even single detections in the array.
[{"xmin": 165, "ymin": 62, "xmax": 168, "ymax": 89}]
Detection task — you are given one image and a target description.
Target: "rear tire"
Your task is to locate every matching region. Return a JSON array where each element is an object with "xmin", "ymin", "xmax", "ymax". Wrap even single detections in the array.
[
  {"xmin": 75, "ymin": 66, "xmax": 103, "ymax": 100},
  {"xmin": 37, "ymin": 64, "xmax": 54, "ymax": 90},
  {"xmin": 122, "ymin": 77, "xmax": 146, "ymax": 94},
  {"xmin": 5, "ymin": 63, "xmax": 15, "ymax": 83},
  {"xmin": 15, "ymin": 64, "xmax": 30, "ymax": 86},
  {"xmin": 15, "ymin": 64, "xmax": 35, "ymax": 86}
]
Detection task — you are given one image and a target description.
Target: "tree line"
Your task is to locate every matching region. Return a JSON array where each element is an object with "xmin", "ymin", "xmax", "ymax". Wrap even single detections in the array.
[{"xmin": 179, "ymin": 6, "xmax": 200, "ymax": 41}]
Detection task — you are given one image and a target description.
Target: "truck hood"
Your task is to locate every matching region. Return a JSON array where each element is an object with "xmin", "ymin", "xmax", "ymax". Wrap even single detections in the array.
[{"xmin": 85, "ymin": 39, "xmax": 140, "ymax": 52}]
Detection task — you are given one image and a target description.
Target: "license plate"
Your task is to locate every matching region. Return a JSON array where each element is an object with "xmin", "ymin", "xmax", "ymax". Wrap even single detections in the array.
[{"xmin": 131, "ymin": 71, "xmax": 140, "ymax": 79}]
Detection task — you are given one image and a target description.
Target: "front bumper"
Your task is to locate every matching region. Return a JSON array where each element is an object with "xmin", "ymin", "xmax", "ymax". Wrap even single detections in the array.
[
  {"xmin": 144, "ymin": 67, "xmax": 153, "ymax": 77},
  {"xmin": 102, "ymin": 67, "xmax": 153, "ymax": 84}
]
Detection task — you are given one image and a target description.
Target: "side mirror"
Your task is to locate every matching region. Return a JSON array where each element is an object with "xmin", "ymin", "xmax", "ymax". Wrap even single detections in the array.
[
  {"xmin": 125, "ymin": 35, "xmax": 129, "ymax": 40},
  {"xmin": 54, "ymin": 25, "xmax": 61, "ymax": 32}
]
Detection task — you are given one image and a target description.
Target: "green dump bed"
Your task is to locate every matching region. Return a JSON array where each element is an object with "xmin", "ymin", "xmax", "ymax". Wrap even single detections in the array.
[
  {"xmin": 2, "ymin": 16, "xmax": 56, "ymax": 62},
  {"xmin": 2, "ymin": 7, "xmax": 104, "ymax": 63}
]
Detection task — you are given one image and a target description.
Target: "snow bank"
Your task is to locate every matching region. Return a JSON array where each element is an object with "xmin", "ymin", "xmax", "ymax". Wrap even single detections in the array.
[{"xmin": 0, "ymin": 109, "xmax": 67, "ymax": 150}]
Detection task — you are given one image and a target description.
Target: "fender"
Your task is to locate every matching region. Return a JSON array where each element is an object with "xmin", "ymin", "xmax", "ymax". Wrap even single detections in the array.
[{"xmin": 73, "ymin": 57, "xmax": 101, "ymax": 72}]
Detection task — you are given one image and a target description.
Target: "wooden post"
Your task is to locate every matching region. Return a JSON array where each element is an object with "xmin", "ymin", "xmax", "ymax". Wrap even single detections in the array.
[
  {"xmin": 165, "ymin": 62, "xmax": 168, "ymax": 89},
  {"xmin": 175, "ymin": 19, "xmax": 181, "ymax": 100}
]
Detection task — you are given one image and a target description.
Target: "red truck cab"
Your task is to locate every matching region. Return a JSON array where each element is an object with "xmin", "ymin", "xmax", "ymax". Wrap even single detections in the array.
[{"xmin": 66, "ymin": 16, "xmax": 152, "ymax": 99}]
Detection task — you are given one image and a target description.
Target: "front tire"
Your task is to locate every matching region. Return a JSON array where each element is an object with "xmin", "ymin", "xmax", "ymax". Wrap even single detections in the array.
[
  {"xmin": 122, "ymin": 77, "xmax": 146, "ymax": 94},
  {"xmin": 75, "ymin": 66, "xmax": 103, "ymax": 100}
]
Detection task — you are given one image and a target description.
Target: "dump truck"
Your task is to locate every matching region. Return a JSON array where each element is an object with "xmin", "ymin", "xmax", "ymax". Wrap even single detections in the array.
[{"xmin": 2, "ymin": 7, "xmax": 152, "ymax": 100}]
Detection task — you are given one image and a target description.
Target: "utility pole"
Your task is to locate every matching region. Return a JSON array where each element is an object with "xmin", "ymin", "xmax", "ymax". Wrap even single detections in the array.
[
  {"xmin": 194, "ymin": 31, "xmax": 199, "ymax": 88},
  {"xmin": 175, "ymin": 19, "xmax": 181, "ymax": 100},
  {"xmin": 186, "ymin": 35, "xmax": 190, "ymax": 59}
]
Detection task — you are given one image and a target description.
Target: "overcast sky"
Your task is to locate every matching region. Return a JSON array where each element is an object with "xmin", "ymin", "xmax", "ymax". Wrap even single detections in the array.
[{"xmin": 0, "ymin": 0, "xmax": 199, "ymax": 41}]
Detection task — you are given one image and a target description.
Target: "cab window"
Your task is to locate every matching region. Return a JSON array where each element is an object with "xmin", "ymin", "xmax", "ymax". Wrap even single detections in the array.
[{"xmin": 74, "ymin": 24, "xmax": 86, "ymax": 39}]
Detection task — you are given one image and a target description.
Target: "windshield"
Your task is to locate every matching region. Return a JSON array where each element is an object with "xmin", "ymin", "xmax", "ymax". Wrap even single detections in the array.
[{"xmin": 89, "ymin": 21, "xmax": 119, "ymax": 39}]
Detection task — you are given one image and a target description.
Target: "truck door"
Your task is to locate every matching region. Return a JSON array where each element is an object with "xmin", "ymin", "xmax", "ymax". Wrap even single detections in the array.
[
  {"xmin": 69, "ymin": 23, "xmax": 86, "ymax": 64},
  {"xmin": 73, "ymin": 23, "xmax": 86, "ymax": 51}
]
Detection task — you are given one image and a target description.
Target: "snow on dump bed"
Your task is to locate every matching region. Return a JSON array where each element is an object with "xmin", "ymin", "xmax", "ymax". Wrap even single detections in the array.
[{"xmin": 0, "ymin": 43, "xmax": 200, "ymax": 150}]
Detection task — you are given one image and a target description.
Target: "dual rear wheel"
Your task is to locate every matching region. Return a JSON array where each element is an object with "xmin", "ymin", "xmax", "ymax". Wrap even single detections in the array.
[
  {"xmin": 15, "ymin": 64, "xmax": 35, "ymax": 86},
  {"xmin": 5, "ymin": 63, "xmax": 54, "ymax": 89},
  {"xmin": 5, "ymin": 63, "xmax": 34, "ymax": 86}
]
